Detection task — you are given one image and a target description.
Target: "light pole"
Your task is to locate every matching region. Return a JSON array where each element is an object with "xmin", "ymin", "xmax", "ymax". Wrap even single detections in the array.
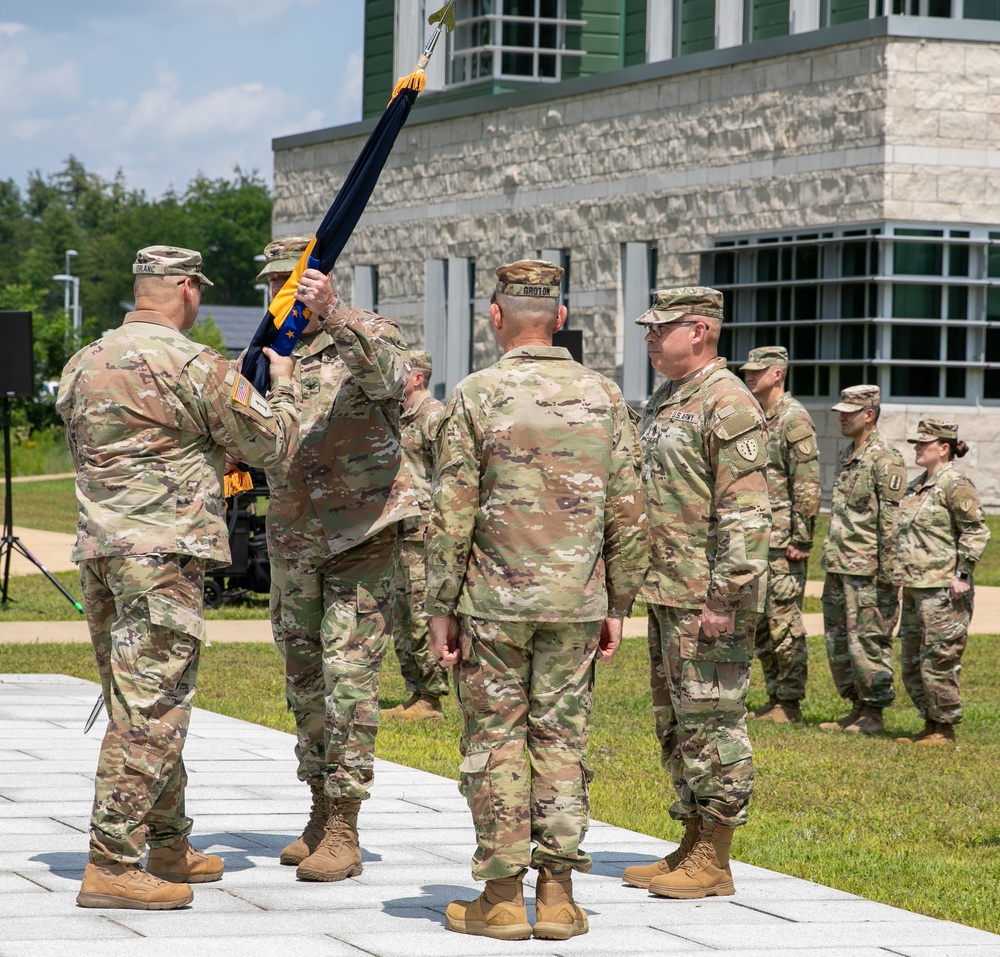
[
  {"xmin": 52, "ymin": 273, "xmax": 81, "ymax": 337},
  {"xmin": 254, "ymin": 283, "xmax": 270, "ymax": 308},
  {"xmin": 63, "ymin": 249, "xmax": 77, "ymax": 322}
]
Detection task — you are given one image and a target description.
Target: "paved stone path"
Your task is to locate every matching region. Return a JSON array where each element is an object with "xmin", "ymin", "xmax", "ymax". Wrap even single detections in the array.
[{"xmin": 1, "ymin": 673, "xmax": 997, "ymax": 956}]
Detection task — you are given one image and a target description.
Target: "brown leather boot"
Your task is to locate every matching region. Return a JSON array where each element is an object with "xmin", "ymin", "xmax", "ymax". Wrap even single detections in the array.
[
  {"xmin": 819, "ymin": 700, "xmax": 863, "ymax": 731},
  {"xmin": 296, "ymin": 799, "xmax": 363, "ymax": 882},
  {"xmin": 280, "ymin": 779, "xmax": 328, "ymax": 865},
  {"xmin": 533, "ymin": 867, "xmax": 588, "ymax": 940},
  {"xmin": 381, "ymin": 693, "xmax": 420, "ymax": 717},
  {"xmin": 914, "ymin": 722, "xmax": 957, "ymax": 747},
  {"xmin": 77, "ymin": 861, "xmax": 193, "ymax": 909},
  {"xmin": 648, "ymin": 820, "xmax": 736, "ymax": 899},
  {"xmin": 843, "ymin": 705, "xmax": 884, "ymax": 735},
  {"xmin": 446, "ymin": 870, "xmax": 532, "ymax": 940},
  {"xmin": 896, "ymin": 720, "xmax": 935, "ymax": 743},
  {"xmin": 749, "ymin": 696, "xmax": 779, "ymax": 719},
  {"xmin": 398, "ymin": 695, "xmax": 443, "ymax": 720},
  {"xmin": 623, "ymin": 816, "xmax": 700, "ymax": 888},
  {"xmin": 754, "ymin": 700, "xmax": 803, "ymax": 724},
  {"xmin": 146, "ymin": 838, "xmax": 223, "ymax": 884}
]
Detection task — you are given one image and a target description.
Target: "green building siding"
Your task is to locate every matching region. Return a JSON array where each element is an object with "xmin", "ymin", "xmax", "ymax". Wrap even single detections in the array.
[
  {"xmin": 679, "ymin": 0, "xmax": 716, "ymax": 54},
  {"xmin": 830, "ymin": 0, "xmax": 870, "ymax": 25},
  {"xmin": 363, "ymin": 0, "xmax": 396, "ymax": 119},
  {"xmin": 751, "ymin": 0, "xmax": 790, "ymax": 40},
  {"xmin": 624, "ymin": 0, "xmax": 649, "ymax": 67}
]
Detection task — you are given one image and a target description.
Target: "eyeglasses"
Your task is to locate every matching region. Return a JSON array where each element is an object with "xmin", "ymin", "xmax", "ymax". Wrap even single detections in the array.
[{"xmin": 644, "ymin": 320, "xmax": 699, "ymax": 339}]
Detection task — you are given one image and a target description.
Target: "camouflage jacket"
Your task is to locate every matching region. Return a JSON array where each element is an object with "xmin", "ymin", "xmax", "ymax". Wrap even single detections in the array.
[
  {"xmin": 897, "ymin": 463, "xmax": 990, "ymax": 587},
  {"xmin": 426, "ymin": 345, "xmax": 648, "ymax": 622},
  {"xmin": 400, "ymin": 389, "xmax": 445, "ymax": 540},
  {"xmin": 57, "ymin": 311, "xmax": 297, "ymax": 566},
  {"xmin": 639, "ymin": 357, "xmax": 771, "ymax": 612},
  {"xmin": 265, "ymin": 294, "xmax": 419, "ymax": 560},
  {"xmin": 763, "ymin": 392, "xmax": 820, "ymax": 552},
  {"xmin": 821, "ymin": 428, "xmax": 907, "ymax": 582}
]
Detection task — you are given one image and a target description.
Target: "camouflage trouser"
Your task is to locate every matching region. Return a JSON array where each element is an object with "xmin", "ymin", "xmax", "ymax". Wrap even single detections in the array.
[
  {"xmin": 270, "ymin": 526, "xmax": 398, "ymax": 801},
  {"xmin": 79, "ymin": 554, "xmax": 207, "ymax": 865},
  {"xmin": 392, "ymin": 537, "xmax": 449, "ymax": 698},
  {"xmin": 754, "ymin": 553, "xmax": 809, "ymax": 703},
  {"xmin": 647, "ymin": 604, "xmax": 755, "ymax": 828},
  {"xmin": 822, "ymin": 573, "xmax": 898, "ymax": 708},
  {"xmin": 899, "ymin": 586, "xmax": 972, "ymax": 726},
  {"xmin": 455, "ymin": 615, "xmax": 601, "ymax": 881}
]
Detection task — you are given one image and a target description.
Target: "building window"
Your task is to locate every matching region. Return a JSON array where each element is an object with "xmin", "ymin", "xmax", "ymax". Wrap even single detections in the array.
[
  {"xmin": 701, "ymin": 224, "xmax": 1000, "ymax": 403},
  {"xmin": 424, "ymin": 257, "xmax": 475, "ymax": 400},
  {"xmin": 621, "ymin": 241, "xmax": 659, "ymax": 404},
  {"xmin": 447, "ymin": 0, "xmax": 585, "ymax": 86},
  {"xmin": 352, "ymin": 265, "xmax": 378, "ymax": 312}
]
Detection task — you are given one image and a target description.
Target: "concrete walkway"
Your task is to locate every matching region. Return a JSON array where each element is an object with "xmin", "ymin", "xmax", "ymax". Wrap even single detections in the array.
[{"xmin": 2, "ymin": 673, "xmax": 997, "ymax": 957}]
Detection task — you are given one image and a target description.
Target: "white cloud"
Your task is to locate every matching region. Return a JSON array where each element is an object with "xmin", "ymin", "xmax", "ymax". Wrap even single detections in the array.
[
  {"xmin": 334, "ymin": 48, "xmax": 364, "ymax": 122},
  {"xmin": 169, "ymin": 0, "xmax": 322, "ymax": 31},
  {"xmin": 0, "ymin": 38, "xmax": 79, "ymax": 113},
  {"xmin": 0, "ymin": 23, "xmax": 25, "ymax": 38},
  {"xmin": 10, "ymin": 117, "xmax": 52, "ymax": 139}
]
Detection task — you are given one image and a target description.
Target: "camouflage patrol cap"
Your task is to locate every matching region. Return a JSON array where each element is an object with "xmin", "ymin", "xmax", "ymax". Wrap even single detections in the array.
[
  {"xmin": 256, "ymin": 236, "xmax": 310, "ymax": 281},
  {"xmin": 494, "ymin": 259, "xmax": 563, "ymax": 298},
  {"xmin": 133, "ymin": 245, "xmax": 213, "ymax": 287},
  {"xmin": 635, "ymin": 286, "xmax": 724, "ymax": 326},
  {"xmin": 410, "ymin": 350, "xmax": 433, "ymax": 374},
  {"xmin": 740, "ymin": 345, "xmax": 789, "ymax": 371},
  {"xmin": 908, "ymin": 418, "xmax": 958, "ymax": 443},
  {"xmin": 831, "ymin": 384, "xmax": 880, "ymax": 412}
]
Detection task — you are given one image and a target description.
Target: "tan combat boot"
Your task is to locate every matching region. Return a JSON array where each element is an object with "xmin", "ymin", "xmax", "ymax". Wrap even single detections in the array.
[
  {"xmin": 533, "ymin": 867, "xmax": 588, "ymax": 940},
  {"xmin": 914, "ymin": 722, "xmax": 957, "ymax": 747},
  {"xmin": 296, "ymin": 799, "xmax": 363, "ymax": 882},
  {"xmin": 648, "ymin": 820, "xmax": 736, "ymax": 899},
  {"xmin": 895, "ymin": 720, "xmax": 935, "ymax": 743},
  {"xmin": 77, "ymin": 861, "xmax": 193, "ymax": 909},
  {"xmin": 446, "ymin": 870, "xmax": 532, "ymax": 940},
  {"xmin": 749, "ymin": 696, "xmax": 779, "ymax": 719},
  {"xmin": 843, "ymin": 704, "xmax": 884, "ymax": 735},
  {"xmin": 819, "ymin": 700, "xmax": 863, "ymax": 731},
  {"xmin": 381, "ymin": 693, "xmax": 420, "ymax": 717},
  {"xmin": 622, "ymin": 816, "xmax": 700, "ymax": 888},
  {"xmin": 280, "ymin": 779, "xmax": 328, "ymax": 865},
  {"xmin": 754, "ymin": 700, "xmax": 803, "ymax": 724},
  {"xmin": 146, "ymin": 838, "xmax": 223, "ymax": 883},
  {"xmin": 398, "ymin": 694, "xmax": 443, "ymax": 720}
]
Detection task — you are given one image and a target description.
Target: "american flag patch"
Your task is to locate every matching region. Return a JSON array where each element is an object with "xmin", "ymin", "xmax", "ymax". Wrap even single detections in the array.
[{"xmin": 232, "ymin": 375, "xmax": 251, "ymax": 406}]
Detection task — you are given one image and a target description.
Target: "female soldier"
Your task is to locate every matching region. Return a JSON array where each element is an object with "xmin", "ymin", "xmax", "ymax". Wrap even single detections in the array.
[{"xmin": 896, "ymin": 420, "xmax": 989, "ymax": 747}]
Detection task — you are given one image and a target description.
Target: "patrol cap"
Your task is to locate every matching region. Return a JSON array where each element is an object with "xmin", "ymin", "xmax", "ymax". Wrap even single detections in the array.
[
  {"xmin": 635, "ymin": 286, "xmax": 724, "ymax": 326},
  {"xmin": 740, "ymin": 345, "xmax": 788, "ymax": 371},
  {"xmin": 908, "ymin": 418, "xmax": 958, "ymax": 443},
  {"xmin": 133, "ymin": 245, "xmax": 213, "ymax": 287},
  {"xmin": 410, "ymin": 350, "xmax": 433, "ymax": 375},
  {"xmin": 831, "ymin": 384, "xmax": 881, "ymax": 413},
  {"xmin": 256, "ymin": 236, "xmax": 310, "ymax": 281},
  {"xmin": 494, "ymin": 259, "xmax": 563, "ymax": 298}
]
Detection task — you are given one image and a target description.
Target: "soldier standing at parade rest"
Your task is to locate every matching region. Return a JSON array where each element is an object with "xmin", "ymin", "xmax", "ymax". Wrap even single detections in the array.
[
  {"xmin": 428, "ymin": 260, "xmax": 648, "ymax": 941},
  {"xmin": 58, "ymin": 246, "xmax": 298, "ymax": 910},
  {"xmin": 254, "ymin": 239, "xmax": 418, "ymax": 883},
  {"xmin": 741, "ymin": 346, "xmax": 820, "ymax": 724},
  {"xmin": 819, "ymin": 385, "xmax": 907, "ymax": 735},
  {"xmin": 382, "ymin": 349, "xmax": 448, "ymax": 720},
  {"xmin": 895, "ymin": 420, "xmax": 989, "ymax": 747},
  {"xmin": 622, "ymin": 287, "xmax": 771, "ymax": 900}
]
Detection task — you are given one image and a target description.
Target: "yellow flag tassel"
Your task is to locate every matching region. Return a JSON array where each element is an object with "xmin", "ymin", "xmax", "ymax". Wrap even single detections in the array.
[
  {"xmin": 224, "ymin": 469, "xmax": 255, "ymax": 499},
  {"xmin": 390, "ymin": 69, "xmax": 427, "ymax": 103}
]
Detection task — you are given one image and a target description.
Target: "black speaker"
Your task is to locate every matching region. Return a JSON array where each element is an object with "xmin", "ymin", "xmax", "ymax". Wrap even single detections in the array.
[
  {"xmin": 0, "ymin": 312, "xmax": 34, "ymax": 398},
  {"xmin": 553, "ymin": 328, "xmax": 583, "ymax": 364}
]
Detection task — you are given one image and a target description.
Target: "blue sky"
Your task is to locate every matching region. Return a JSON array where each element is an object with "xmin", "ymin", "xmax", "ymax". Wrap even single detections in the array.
[{"xmin": 0, "ymin": 0, "xmax": 365, "ymax": 198}]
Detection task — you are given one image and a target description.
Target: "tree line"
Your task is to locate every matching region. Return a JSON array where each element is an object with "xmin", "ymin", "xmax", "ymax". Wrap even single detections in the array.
[{"xmin": 0, "ymin": 157, "xmax": 272, "ymax": 429}]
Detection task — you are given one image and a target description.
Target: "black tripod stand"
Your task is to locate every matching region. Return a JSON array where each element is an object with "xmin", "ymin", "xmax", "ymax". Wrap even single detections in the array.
[{"xmin": 0, "ymin": 396, "xmax": 83, "ymax": 612}]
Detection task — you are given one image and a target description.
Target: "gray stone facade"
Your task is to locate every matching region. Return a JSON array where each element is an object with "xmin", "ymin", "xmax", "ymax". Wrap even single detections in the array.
[{"xmin": 272, "ymin": 21, "xmax": 1000, "ymax": 506}]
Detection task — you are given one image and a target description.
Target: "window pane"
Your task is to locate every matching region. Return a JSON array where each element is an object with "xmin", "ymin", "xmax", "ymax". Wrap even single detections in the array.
[
  {"xmin": 892, "ymin": 366, "xmax": 939, "ymax": 397},
  {"xmin": 984, "ymin": 369, "xmax": 1000, "ymax": 399},
  {"xmin": 893, "ymin": 325, "xmax": 940, "ymax": 361},
  {"xmin": 840, "ymin": 365, "xmax": 866, "ymax": 389},
  {"xmin": 947, "ymin": 326, "xmax": 966, "ymax": 361},
  {"xmin": 841, "ymin": 282, "xmax": 874, "ymax": 318},
  {"xmin": 818, "ymin": 365, "xmax": 831, "ymax": 396},
  {"xmin": 757, "ymin": 247, "xmax": 779, "ymax": 282},
  {"xmin": 949, "ymin": 243, "xmax": 970, "ymax": 277},
  {"xmin": 792, "ymin": 325, "xmax": 816, "ymax": 358},
  {"xmin": 503, "ymin": 21, "xmax": 534, "ymax": 46},
  {"xmin": 893, "ymin": 284, "xmax": 941, "ymax": 319},
  {"xmin": 843, "ymin": 240, "xmax": 873, "ymax": 277},
  {"xmin": 714, "ymin": 252, "xmax": 735, "ymax": 285},
  {"xmin": 948, "ymin": 286, "xmax": 968, "ymax": 320},
  {"xmin": 539, "ymin": 0, "xmax": 558, "ymax": 16},
  {"xmin": 756, "ymin": 288, "xmax": 777, "ymax": 322},
  {"xmin": 538, "ymin": 53, "xmax": 556, "ymax": 76},
  {"xmin": 502, "ymin": 51, "xmax": 533, "ymax": 74},
  {"xmin": 894, "ymin": 241, "xmax": 943, "ymax": 276},
  {"xmin": 792, "ymin": 366, "xmax": 816, "ymax": 396},
  {"xmin": 946, "ymin": 367, "xmax": 966, "ymax": 398},
  {"xmin": 795, "ymin": 244, "xmax": 819, "ymax": 280},
  {"xmin": 841, "ymin": 325, "xmax": 872, "ymax": 359},
  {"xmin": 793, "ymin": 287, "xmax": 818, "ymax": 321},
  {"xmin": 988, "ymin": 289, "xmax": 1000, "ymax": 320},
  {"xmin": 985, "ymin": 327, "xmax": 1000, "ymax": 361}
]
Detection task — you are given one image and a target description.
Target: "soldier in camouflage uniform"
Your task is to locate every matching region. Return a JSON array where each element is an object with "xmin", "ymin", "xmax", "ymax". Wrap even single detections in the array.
[
  {"xmin": 820, "ymin": 385, "xmax": 907, "ymax": 735},
  {"xmin": 58, "ymin": 246, "xmax": 298, "ymax": 910},
  {"xmin": 895, "ymin": 420, "xmax": 989, "ymax": 747},
  {"xmin": 428, "ymin": 260, "xmax": 648, "ymax": 941},
  {"xmin": 382, "ymin": 350, "xmax": 448, "ymax": 720},
  {"xmin": 255, "ymin": 238, "xmax": 419, "ymax": 883},
  {"xmin": 623, "ymin": 287, "xmax": 770, "ymax": 901},
  {"xmin": 740, "ymin": 346, "xmax": 820, "ymax": 723}
]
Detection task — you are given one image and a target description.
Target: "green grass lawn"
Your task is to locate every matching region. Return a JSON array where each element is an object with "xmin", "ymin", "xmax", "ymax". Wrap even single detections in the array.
[{"xmin": 2, "ymin": 633, "xmax": 997, "ymax": 934}]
